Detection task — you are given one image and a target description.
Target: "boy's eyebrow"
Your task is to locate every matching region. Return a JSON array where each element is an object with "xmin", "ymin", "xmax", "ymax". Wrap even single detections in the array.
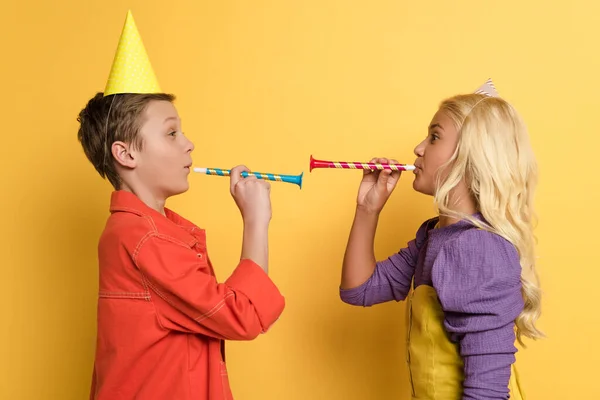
[
  {"xmin": 429, "ymin": 123, "xmax": 444, "ymax": 131},
  {"xmin": 164, "ymin": 116, "xmax": 179, "ymax": 123}
]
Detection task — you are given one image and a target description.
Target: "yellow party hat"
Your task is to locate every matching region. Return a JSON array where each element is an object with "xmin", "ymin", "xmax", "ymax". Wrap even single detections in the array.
[{"xmin": 104, "ymin": 10, "xmax": 161, "ymax": 96}]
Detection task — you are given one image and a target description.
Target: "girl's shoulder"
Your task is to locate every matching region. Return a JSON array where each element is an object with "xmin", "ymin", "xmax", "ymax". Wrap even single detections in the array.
[
  {"xmin": 433, "ymin": 225, "xmax": 521, "ymax": 285},
  {"xmin": 431, "ymin": 225, "xmax": 524, "ymax": 328},
  {"xmin": 449, "ymin": 226, "xmax": 519, "ymax": 263},
  {"xmin": 414, "ymin": 216, "xmax": 440, "ymax": 246}
]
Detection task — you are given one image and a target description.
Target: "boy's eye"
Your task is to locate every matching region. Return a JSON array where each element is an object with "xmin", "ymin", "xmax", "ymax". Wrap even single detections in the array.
[{"xmin": 168, "ymin": 131, "xmax": 177, "ymax": 136}]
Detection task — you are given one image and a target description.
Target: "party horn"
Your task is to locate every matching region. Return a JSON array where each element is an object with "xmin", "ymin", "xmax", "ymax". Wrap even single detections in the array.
[
  {"xmin": 309, "ymin": 155, "xmax": 415, "ymax": 172},
  {"xmin": 193, "ymin": 167, "xmax": 303, "ymax": 189}
]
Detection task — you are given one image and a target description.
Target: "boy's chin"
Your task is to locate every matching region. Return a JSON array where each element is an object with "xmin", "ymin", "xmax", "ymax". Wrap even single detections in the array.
[{"xmin": 166, "ymin": 183, "xmax": 190, "ymax": 198}]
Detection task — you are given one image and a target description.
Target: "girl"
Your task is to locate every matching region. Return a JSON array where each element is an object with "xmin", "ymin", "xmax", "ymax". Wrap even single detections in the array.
[{"xmin": 339, "ymin": 82, "xmax": 542, "ymax": 399}]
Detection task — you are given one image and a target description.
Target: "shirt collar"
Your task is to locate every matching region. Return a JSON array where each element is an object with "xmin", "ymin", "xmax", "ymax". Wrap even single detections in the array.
[{"xmin": 109, "ymin": 190, "xmax": 206, "ymax": 246}]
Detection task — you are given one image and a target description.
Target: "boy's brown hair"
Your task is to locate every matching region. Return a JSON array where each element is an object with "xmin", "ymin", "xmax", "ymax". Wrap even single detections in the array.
[{"xmin": 77, "ymin": 92, "xmax": 175, "ymax": 189}]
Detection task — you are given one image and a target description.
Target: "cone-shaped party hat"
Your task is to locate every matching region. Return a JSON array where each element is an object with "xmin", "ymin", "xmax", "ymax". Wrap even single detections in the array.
[
  {"xmin": 474, "ymin": 78, "xmax": 499, "ymax": 97},
  {"xmin": 104, "ymin": 10, "xmax": 161, "ymax": 96}
]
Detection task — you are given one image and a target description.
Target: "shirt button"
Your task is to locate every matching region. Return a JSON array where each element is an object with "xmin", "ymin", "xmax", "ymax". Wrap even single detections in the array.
[{"xmin": 197, "ymin": 253, "xmax": 203, "ymax": 258}]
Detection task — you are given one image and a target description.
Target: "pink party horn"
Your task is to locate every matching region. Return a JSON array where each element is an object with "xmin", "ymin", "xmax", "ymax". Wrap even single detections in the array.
[{"xmin": 309, "ymin": 155, "xmax": 415, "ymax": 172}]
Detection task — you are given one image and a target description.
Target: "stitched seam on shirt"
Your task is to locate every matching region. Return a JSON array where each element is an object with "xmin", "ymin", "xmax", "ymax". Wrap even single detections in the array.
[
  {"xmin": 155, "ymin": 233, "xmax": 196, "ymax": 249},
  {"xmin": 136, "ymin": 229, "xmax": 197, "ymax": 251},
  {"xmin": 141, "ymin": 274, "xmax": 180, "ymax": 310},
  {"xmin": 142, "ymin": 273, "xmax": 232, "ymax": 325},
  {"xmin": 131, "ymin": 234, "xmax": 179, "ymax": 309},
  {"xmin": 99, "ymin": 291, "xmax": 147, "ymax": 296},
  {"xmin": 132, "ymin": 232, "xmax": 158, "ymax": 295},
  {"xmin": 194, "ymin": 292, "xmax": 235, "ymax": 322},
  {"xmin": 144, "ymin": 281, "xmax": 167, "ymax": 331},
  {"xmin": 134, "ymin": 232, "xmax": 223, "ymax": 323},
  {"xmin": 132, "ymin": 231, "xmax": 157, "ymax": 261},
  {"xmin": 99, "ymin": 291, "xmax": 150, "ymax": 300},
  {"xmin": 139, "ymin": 270, "xmax": 150, "ymax": 296},
  {"xmin": 113, "ymin": 206, "xmax": 143, "ymax": 216},
  {"xmin": 143, "ymin": 214, "xmax": 158, "ymax": 232}
]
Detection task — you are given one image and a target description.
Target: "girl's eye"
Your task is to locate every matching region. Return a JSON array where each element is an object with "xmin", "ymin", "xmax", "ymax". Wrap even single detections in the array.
[{"xmin": 429, "ymin": 134, "xmax": 438, "ymax": 143}]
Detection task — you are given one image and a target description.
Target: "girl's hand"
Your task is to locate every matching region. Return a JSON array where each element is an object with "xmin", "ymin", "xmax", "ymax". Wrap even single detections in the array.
[{"xmin": 356, "ymin": 158, "xmax": 401, "ymax": 214}]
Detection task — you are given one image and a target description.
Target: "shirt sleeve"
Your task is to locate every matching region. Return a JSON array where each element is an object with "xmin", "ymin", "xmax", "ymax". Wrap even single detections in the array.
[
  {"xmin": 432, "ymin": 229, "xmax": 524, "ymax": 400},
  {"xmin": 134, "ymin": 233, "xmax": 285, "ymax": 341},
  {"xmin": 340, "ymin": 219, "xmax": 433, "ymax": 306}
]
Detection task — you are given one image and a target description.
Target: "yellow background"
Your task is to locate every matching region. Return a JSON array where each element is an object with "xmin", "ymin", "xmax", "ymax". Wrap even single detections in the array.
[{"xmin": 1, "ymin": 1, "xmax": 598, "ymax": 399}]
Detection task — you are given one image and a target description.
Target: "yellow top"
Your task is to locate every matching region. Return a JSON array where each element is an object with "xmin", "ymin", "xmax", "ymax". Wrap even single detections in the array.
[
  {"xmin": 104, "ymin": 10, "xmax": 162, "ymax": 96},
  {"xmin": 406, "ymin": 284, "xmax": 525, "ymax": 399}
]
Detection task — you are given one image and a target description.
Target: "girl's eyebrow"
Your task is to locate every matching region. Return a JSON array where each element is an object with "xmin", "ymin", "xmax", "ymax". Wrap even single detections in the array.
[
  {"xmin": 429, "ymin": 123, "xmax": 444, "ymax": 131},
  {"xmin": 163, "ymin": 116, "xmax": 179, "ymax": 124}
]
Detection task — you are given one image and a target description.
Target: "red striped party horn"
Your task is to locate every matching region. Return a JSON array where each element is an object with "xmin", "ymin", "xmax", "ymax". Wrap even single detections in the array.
[{"xmin": 309, "ymin": 155, "xmax": 415, "ymax": 172}]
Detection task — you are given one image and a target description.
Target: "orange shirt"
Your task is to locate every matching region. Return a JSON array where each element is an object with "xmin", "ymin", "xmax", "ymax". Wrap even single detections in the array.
[{"xmin": 89, "ymin": 190, "xmax": 285, "ymax": 400}]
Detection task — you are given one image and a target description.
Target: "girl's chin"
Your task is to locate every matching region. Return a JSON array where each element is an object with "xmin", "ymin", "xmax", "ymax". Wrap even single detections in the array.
[{"xmin": 412, "ymin": 178, "xmax": 433, "ymax": 196}]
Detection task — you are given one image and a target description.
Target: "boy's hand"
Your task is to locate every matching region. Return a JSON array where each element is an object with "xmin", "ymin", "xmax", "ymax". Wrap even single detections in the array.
[
  {"xmin": 230, "ymin": 165, "xmax": 272, "ymax": 226},
  {"xmin": 356, "ymin": 158, "xmax": 401, "ymax": 214}
]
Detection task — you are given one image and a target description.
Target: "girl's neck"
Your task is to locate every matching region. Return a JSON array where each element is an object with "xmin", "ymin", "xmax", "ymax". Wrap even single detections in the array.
[{"xmin": 437, "ymin": 183, "xmax": 478, "ymax": 228}]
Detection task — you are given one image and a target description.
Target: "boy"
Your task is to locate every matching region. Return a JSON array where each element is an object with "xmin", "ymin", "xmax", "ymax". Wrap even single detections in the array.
[{"xmin": 77, "ymin": 11, "xmax": 285, "ymax": 400}]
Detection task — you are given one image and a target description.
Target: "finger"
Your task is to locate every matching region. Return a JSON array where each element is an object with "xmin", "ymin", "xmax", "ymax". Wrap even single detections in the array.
[
  {"xmin": 376, "ymin": 168, "xmax": 393, "ymax": 191},
  {"xmin": 377, "ymin": 158, "xmax": 389, "ymax": 164},
  {"xmin": 230, "ymin": 165, "xmax": 249, "ymax": 194},
  {"xmin": 364, "ymin": 158, "xmax": 378, "ymax": 175},
  {"xmin": 237, "ymin": 165, "xmax": 251, "ymax": 175},
  {"xmin": 380, "ymin": 159, "xmax": 401, "ymax": 189},
  {"xmin": 371, "ymin": 158, "xmax": 388, "ymax": 171},
  {"xmin": 388, "ymin": 158, "xmax": 402, "ymax": 179},
  {"xmin": 369, "ymin": 158, "xmax": 389, "ymax": 178},
  {"xmin": 387, "ymin": 171, "xmax": 401, "ymax": 189}
]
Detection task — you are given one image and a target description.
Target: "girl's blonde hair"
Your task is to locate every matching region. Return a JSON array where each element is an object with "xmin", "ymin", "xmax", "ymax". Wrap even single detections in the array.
[{"xmin": 434, "ymin": 93, "xmax": 543, "ymax": 345}]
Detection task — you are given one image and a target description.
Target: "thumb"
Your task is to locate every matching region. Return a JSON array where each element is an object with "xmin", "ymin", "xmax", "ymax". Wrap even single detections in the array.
[{"xmin": 230, "ymin": 165, "xmax": 249, "ymax": 195}]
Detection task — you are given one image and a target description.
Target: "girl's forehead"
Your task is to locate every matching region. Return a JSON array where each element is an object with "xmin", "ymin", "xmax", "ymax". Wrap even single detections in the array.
[{"xmin": 429, "ymin": 110, "xmax": 452, "ymax": 128}]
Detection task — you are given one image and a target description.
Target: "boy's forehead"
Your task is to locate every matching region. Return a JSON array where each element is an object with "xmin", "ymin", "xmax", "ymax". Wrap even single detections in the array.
[{"xmin": 145, "ymin": 100, "xmax": 180, "ymax": 121}]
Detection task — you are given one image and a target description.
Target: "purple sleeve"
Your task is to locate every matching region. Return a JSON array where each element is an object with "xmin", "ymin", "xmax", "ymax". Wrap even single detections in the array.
[
  {"xmin": 432, "ymin": 229, "xmax": 524, "ymax": 400},
  {"xmin": 340, "ymin": 219, "xmax": 431, "ymax": 307}
]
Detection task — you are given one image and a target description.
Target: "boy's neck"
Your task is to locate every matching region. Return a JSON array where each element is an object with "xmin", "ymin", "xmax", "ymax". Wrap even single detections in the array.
[{"xmin": 119, "ymin": 183, "xmax": 166, "ymax": 216}]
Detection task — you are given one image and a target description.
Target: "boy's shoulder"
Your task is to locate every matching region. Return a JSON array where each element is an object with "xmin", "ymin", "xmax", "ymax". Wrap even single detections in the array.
[
  {"xmin": 101, "ymin": 205, "xmax": 156, "ymax": 248},
  {"xmin": 101, "ymin": 191, "xmax": 204, "ymax": 250}
]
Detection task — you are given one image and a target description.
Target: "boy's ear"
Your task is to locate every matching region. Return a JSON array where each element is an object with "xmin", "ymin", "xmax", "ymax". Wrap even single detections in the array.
[{"xmin": 111, "ymin": 141, "xmax": 137, "ymax": 169}]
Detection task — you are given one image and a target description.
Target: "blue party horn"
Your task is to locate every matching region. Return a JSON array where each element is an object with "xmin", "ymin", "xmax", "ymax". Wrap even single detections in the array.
[{"xmin": 193, "ymin": 167, "xmax": 303, "ymax": 189}]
